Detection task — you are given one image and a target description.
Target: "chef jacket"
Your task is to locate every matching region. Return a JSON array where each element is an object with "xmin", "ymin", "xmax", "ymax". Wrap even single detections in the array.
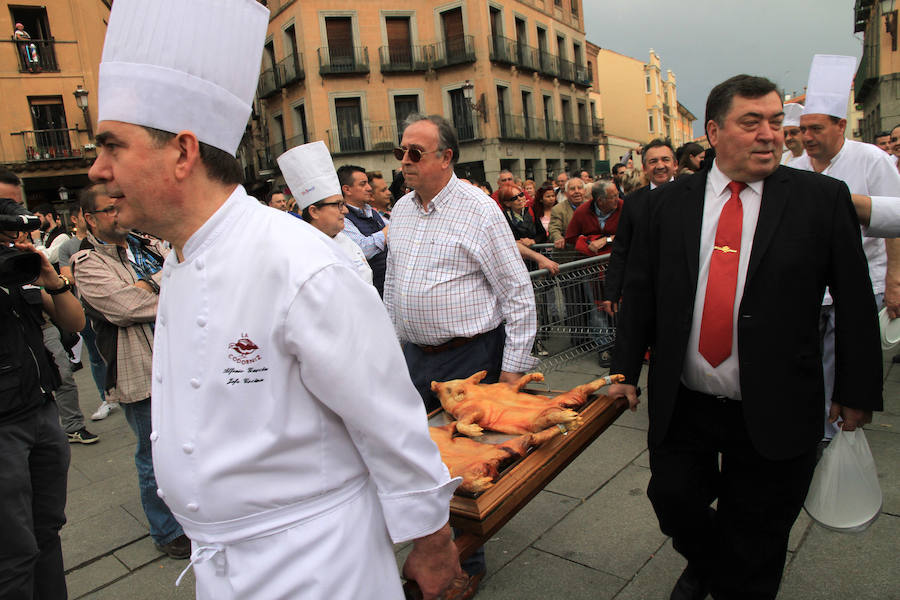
[
  {"xmin": 332, "ymin": 230, "xmax": 373, "ymax": 285},
  {"xmin": 790, "ymin": 139, "xmax": 900, "ymax": 299},
  {"xmin": 151, "ymin": 185, "xmax": 458, "ymax": 546}
]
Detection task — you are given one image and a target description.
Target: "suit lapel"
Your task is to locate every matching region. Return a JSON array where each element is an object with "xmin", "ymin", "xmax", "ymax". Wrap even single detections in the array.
[
  {"xmin": 746, "ymin": 167, "xmax": 789, "ymax": 286},
  {"xmin": 682, "ymin": 172, "xmax": 707, "ymax": 287}
]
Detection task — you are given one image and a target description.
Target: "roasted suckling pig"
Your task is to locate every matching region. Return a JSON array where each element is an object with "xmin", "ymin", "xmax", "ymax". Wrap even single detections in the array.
[
  {"xmin": 431, "ymin": 371, "xmax": 624, "ymax": 437},
  {"xmin": 429, "ymin": 421, "xmax": 564, "ymax": 493}
]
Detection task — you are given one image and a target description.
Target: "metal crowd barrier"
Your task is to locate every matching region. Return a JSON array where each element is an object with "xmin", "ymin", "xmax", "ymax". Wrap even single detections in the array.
[{"xmin": 527, "ymin": 251, "xmax": 616, "ymax": 373}]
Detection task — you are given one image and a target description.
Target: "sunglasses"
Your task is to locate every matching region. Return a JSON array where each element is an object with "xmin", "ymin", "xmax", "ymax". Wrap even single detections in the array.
[{"xmin": 393, "ymin": 146, "xmax": 442, "ymax": 162}]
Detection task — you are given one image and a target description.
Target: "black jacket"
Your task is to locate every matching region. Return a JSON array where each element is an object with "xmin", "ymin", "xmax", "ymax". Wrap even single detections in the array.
[
  {"xmin": 0, "ymin": 285, "xmax": 61, "ymax": 424},
  {"xmin": 612, "ymin": 166, "xmax": 883, "ymax": 460}
]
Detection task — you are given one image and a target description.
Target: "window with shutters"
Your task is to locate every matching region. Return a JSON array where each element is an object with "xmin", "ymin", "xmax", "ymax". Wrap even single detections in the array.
[
  {"xmin": 385, "ymin": 17, "xmax": 412, "ymax": 67},
  {"xmin": 326, "ymin": 17, "xmax": 354, "ymax": 67},
  {"xmin": 449, "ymin": 88, "xmax": 475, "ymax": 141},
  {"xmin": 335, "ymin": 97, "xmax": 364, "ymax": 152},
  {"xmin": 522, "ymin": 90, "xmax": 533, "ymax": 138},
  {"xmin": 26, "ymin": 96, "xmax": 70, "ymax": 158},
  {"xmin": 293, "ymin": 103, "xmax": 309, "ymax": 145},
  {"xmin": 497, "ymin": 85, "xmax": 509, "ymax": 137},
  {"xmin": 440, "ymin": 7, "xmax": 471, "ymax": 65},
  {"xmin": 393, "ymin": 95, "xmax": 419, "ymax": 142},
  {"xmin": 10, "ymin": 6, "xmax": 57, "ymax": 72}
]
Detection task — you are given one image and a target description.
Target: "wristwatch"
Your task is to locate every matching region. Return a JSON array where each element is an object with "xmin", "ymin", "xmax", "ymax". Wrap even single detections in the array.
[
  {"xmin": 606, "ymin": 236, "xmax": 612, "ymax": 244},
  {"xmin": 46, "ymin": 274, "xmax": 72, "ymax": 296}
]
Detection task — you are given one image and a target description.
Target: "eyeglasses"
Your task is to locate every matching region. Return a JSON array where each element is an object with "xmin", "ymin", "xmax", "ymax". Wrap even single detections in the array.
[
  {"xmin": 89, "ymin": 206, "xmax": 118, "ymax": 215},
  {"xmin": 393, "ymin": 145, "xmax": 442, "ymax": 162},
  {"xmin": 316, "ymin": 201, "xmax": 346, "ymax": 210}
]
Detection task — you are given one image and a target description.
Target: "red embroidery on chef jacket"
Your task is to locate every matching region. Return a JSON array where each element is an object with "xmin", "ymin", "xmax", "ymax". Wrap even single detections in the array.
[{"xmin": 228, "ymin": 334, "xmax": 261, "ymax": 364}]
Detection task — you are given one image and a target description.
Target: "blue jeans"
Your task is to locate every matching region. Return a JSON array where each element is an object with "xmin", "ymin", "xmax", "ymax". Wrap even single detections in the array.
[
  {"xmin": 122, "ymin": 398, "xmax": 183, "ymax": 545},
  {"xmin": 80, "ymin": 319, "xmax": 108, "ymax": 401}
]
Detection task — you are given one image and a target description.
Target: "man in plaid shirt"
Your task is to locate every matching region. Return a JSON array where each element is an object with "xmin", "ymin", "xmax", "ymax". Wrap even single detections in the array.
[
  {"xmin": 71, "ymin": 185, "xmax": 189, "ymax": 559},
  {"xmin": 384, "ymin": 113, "xmax": 538, "ymax": 595}
]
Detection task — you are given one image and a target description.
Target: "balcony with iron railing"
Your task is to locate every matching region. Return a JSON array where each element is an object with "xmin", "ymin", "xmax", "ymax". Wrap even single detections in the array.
[
  {"xmin": 317, "ymin": 45, "xmax": 369, "ymax": 76},
  {"xmin": 258, "ymin": 65, "xmax": 282, "ymax": 99},
  {"xmin": 592, "ymin": 118, "xmax": 604, "ymax": 136},
  {"xmin": 278, "ymin": 53, "xmax": 304, "ymax": 86},
  {"xmin": 324, "ymin": 121, "xmax": 400, "ymax": 155},
  {"xmin": 10, "ymin": 38, "xmax": 59, "ymax": 72},
  {"xmin": 430, "ymin": 35, "xmax": 476, "ymax": 69},
  {"xmin": 854, "ymin": 36, "xmax": 879, "ymax": 102},
  {"xmin": 497, "ymin": 114, "xmax": 595, "ymax": 144},
  {"xmin": 516, "ymin": 42, "xmax": 540, "ymax": 72},
  {"xmin": 265, "ymin": 133, "xmax": 308, "ymax": 167},
  {"xmin": 9, "ymin": 128, "xmax": 94, "ymax": 164},
  {"xmin": 488, "ymin": 35, "xmax": 517, "ymax": 66},
  {"xmin": 378, "ymin": 45, "xmax": 429, "ymax": 73},
  {"xmin": 557, "ymin": 57, "xmax": 576, "ymax": 83},
  {"xmin": 539, "ymin": 50, "xmax": 558, "ymax": 78}
]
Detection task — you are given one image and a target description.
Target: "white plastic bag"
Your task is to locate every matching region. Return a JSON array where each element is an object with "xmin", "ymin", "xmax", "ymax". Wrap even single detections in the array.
[{"xmin": 804, "ymin": 427, "xmax": 882, "ymax": 532}]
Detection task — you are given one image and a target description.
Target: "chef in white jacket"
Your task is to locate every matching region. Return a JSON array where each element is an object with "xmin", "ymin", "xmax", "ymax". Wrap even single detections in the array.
[
  {"xmin": 278, "ymin": 141, "xmax": 374, "ymax": 286},
  {"xmin": 789, "ymin": 55, "xmax": 900, "ymax": 443},
  {"xmin": 87, "ymin": 0, "xmax": 462, "ymax": 598}
]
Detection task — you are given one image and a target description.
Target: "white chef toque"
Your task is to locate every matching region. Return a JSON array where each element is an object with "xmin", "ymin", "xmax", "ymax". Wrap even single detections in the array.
[
  {"xmin": 97, "ymin": 0, "xmax": 269, "ymax": 156},
  {"xmin": 802, "ymin": 54, "xmax": 856, "ymax": 120},
  {"xmin": 277, "ymin": 142, "xmax": 341, "ymax": 211},
  {"xmin": 783, "ymin": 102, "xmax": 804, "ymax": 127}
]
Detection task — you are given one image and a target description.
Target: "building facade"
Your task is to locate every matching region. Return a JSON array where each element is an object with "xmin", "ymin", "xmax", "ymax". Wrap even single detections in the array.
[
  {"xmin": 1, "ymin": 0, "xmax": 109, "ymax": 210},
  {"xmin": 250, "ymin": 0, "xmax": 599, "ymax": 193},
  {"xmin": 854, "ymin": 0, "xmax": 900, "ymax": 142},
  {"xmin": 591, "ymin": 48, "xmax": 695, "ymax": 166}
]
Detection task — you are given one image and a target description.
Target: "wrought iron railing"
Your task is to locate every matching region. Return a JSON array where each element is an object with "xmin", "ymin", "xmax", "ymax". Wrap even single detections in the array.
[
  {"xmin": 516, "ymin": 42, "xmax": 540, "ymax": 72},
  {"xmin": 378, "ymin": 45, "xmax": 429, "ymax": 72},
  {"xmin": 317, "ymin": 45, "xmax": 370, "ymax": 75},
  {"xmin": 539, "ymin": 50, "xmax": 558, "ymax": 77},
  {"xmin": 11, "ymin": 38, "xmax": 58, "ymax": 72},
  {"xmin": 15, "ymin": 129, "xmax": 89, "ymax": 162},
  {"xmin": 497, "ymin": 114, "xmax": 595, "ymax": 144},
  {"xmin": 430, "ymin": 35, "xmax": 475, "ymax": 69},
  {"xmin": 488, "ymin": 35, "xmax": 517, "ymax": 66},
  {"xmin": 325, "ymin": 121, "xmax": 399, "ymax": 155},
  {"xmin": 258, "ymin": 66, "xmax": 281, "ymax": 99},
  {"xmin": 278, "ymin": 53, "xmax": 304, "ymax": 86}
]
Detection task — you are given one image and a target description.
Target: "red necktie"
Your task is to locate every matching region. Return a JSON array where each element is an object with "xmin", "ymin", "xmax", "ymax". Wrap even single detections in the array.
[{"xmin": 699, "ymin": 180, "xmax": 747, "ymax": 367}]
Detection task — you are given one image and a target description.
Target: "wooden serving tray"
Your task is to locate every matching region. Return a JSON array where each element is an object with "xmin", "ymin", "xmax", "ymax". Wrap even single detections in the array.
[{"xmin": 429, "ymin": 390, "xmax": 627, "ymax": 538}]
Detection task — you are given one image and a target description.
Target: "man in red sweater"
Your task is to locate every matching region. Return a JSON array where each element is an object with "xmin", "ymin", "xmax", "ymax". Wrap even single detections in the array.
[{"xmin": 565, "ymin": 180, "xmax": 623, "ymax": 256}]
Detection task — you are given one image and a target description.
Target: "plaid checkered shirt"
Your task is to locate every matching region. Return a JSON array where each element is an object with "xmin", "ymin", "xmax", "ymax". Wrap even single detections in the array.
[{"xmin": 384, "ymin": 174, "xmax": 538, "ymax": 373}]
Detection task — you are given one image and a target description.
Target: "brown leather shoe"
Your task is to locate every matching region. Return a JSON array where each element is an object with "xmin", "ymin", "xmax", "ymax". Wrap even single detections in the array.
[{"xmin": 155, "ymin": 534, "xmax": 191, "ymax": 559}]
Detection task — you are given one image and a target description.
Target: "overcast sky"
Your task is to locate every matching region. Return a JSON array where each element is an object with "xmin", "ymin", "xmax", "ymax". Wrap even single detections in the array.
[{"xmin": 583, "ymin": 0, "xmax": 863, "ymax": 138}]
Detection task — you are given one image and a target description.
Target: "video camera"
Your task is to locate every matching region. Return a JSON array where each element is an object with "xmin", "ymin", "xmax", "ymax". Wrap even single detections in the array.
[{"xmin": 0, "ymin": 197, "xmax": 43, "ymax": 286}]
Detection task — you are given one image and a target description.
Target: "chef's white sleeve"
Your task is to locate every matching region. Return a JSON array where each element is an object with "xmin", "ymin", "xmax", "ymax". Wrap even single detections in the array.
[
  {"xmin": 866, "ymin": 196, "xmax": 900, "ymax": 238},
  {"xmin": 282, "ymin": 263, "xmax": 460, "ymax": 543}
]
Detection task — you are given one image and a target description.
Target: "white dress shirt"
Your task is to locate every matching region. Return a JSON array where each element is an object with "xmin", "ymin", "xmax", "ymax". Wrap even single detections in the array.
[
  {"xmin": 385, "ymin": 175, "xmax": 538, "ymax": 373},
  {"xmin": 789, "ymin": 139, "xmax": 900, "ymax": 296},
  {"xmin": 682, "ymin": 161, "xmax": 764, "ymax": 400}
]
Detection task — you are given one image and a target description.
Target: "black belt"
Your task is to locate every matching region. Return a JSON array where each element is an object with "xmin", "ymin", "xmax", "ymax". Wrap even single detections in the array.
[
  {"xmin": 679, "ymin": 383, "xmax": 739, "ymax": 404},
  {"xmin": 416, "ymin": 330, "xmax": 487, "ymax": 354}
]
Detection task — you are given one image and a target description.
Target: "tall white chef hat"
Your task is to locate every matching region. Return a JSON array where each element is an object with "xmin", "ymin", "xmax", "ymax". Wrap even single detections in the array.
[
  {"xmin": 97, "ymin": 0, "xmax": 269, "ymax": 156},
  {"xmin": 783, "ymin": 102, "xmax": 804, "ymax": 127},
  {"xmin": 803, "ymin": 54, "xmax": 857, "ymax": 120},
  {"xmin": 277, "ymin": 142, "xmax": 341, "ymax": 211}
]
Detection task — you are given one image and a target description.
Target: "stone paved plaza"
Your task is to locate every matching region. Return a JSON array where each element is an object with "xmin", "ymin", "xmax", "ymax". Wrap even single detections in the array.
[{"xmin": 63, "ymin": 349, "xmax": 900, "ymax": 599}]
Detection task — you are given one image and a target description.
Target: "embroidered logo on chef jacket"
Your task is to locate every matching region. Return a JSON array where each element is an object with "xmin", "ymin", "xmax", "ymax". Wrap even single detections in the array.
[{"xmin": 225, "ymin": 334, "xmax": 268, "ymax": 386}]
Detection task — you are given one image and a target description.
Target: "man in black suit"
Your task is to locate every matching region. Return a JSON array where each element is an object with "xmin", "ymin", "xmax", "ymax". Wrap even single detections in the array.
[
  {"xmin": 602, "ymin": 138, "xmax": 676, "ymax": 315},
  {"xmin": 609, "ymin": 75, "xmax": 883, "ymax": 600}
]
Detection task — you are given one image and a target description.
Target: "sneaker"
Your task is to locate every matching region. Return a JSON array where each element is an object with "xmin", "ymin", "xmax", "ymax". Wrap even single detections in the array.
[
  {"xmin": 534, "ymin": 340, "xmax": 550, "ymax": 357},
  {"xmin": 67, "ymin": 428, "xmax": 100, "ymax": 444},
  {"xmin": 90, "ymin": 400, "xmax": 117, "ymax": 421},
  {"xmin": 156, "ymin": 534, "xmax": 191, "ymax": 559}
]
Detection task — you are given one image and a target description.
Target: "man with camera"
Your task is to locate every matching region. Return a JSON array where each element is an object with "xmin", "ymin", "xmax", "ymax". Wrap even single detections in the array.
[{"xmin": 1, "ymin": 196, "xmax": 85, "ymax": 598}]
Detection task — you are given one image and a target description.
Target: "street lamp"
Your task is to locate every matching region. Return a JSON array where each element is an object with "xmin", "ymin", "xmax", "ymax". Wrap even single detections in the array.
[
  {"xmin": 58, "ymin": 186, "xmax": 69, "ymax": 202},
  {"xmin": 73, "ymin": 85, "xmax": 93, "ymax": 140},
  {"xmin": 461, "ymin": 80, "xmax": 488, "ymax": 123}
]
